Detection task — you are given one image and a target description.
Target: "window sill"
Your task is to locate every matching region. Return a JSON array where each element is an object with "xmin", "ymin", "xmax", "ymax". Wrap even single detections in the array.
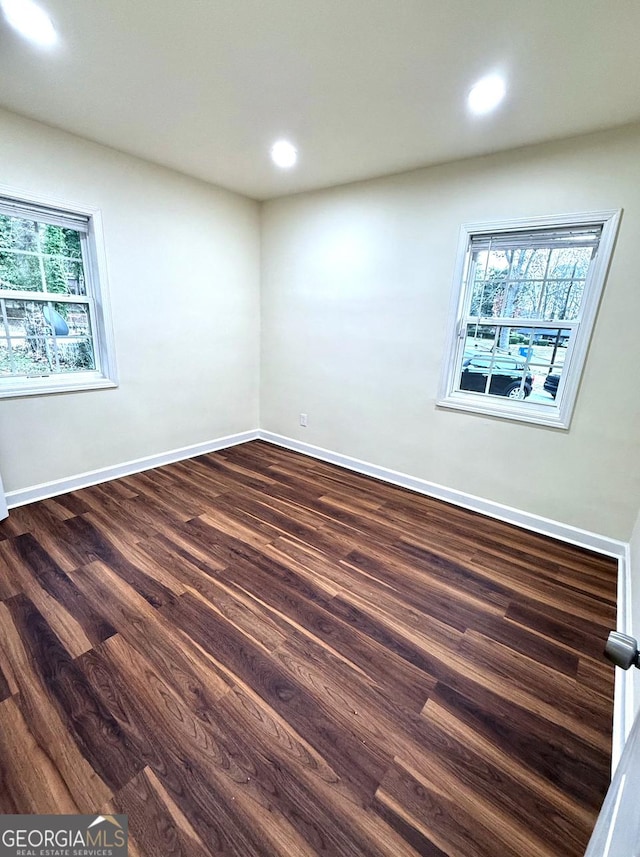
[
  {"xmin": 436, "ymin": 392, "xmax": 570, "ymax": 429},
  {"xmin": 0, "ymin": 373, "xmax": 118, "ymax": 399}
]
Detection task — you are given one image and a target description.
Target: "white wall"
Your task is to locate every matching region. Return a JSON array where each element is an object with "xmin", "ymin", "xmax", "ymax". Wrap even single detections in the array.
[
  {"xmin": 261, "ymin": 124, "xmax": 640, "ymax": 541},
  {"xmin": 2, "ymin": 109, "xmax": 639, "ymax": 543},
  {"xmin": 0, "ymin": 109, "xmax": 260, "ymax": 494}
]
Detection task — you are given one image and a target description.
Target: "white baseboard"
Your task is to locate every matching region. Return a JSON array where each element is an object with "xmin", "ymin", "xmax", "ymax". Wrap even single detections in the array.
[
  {"xmin": 5, "ymin": 429, "xmax": 260, "ymax": 509},
  {"xmin": 258, "ymin": 431, "xmax": 627, "ymax": 559},
  {"xmin": 7, "ymin": 426, "xmax": 628, "ymax": 557}
]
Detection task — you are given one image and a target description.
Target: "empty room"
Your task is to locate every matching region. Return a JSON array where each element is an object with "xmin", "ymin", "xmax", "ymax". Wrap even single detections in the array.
[{"xmin": 0, "ymin": 1, "xmax": 639, "ymax": 855}]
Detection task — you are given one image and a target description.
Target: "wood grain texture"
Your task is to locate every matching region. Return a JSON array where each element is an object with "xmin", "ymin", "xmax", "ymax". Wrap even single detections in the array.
[{"xmin": 0, "ymin": 440, "xmax": 617, "ymax": 856}]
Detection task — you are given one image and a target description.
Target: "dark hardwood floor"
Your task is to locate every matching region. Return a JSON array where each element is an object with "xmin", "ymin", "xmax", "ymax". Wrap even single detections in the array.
[{"xmin": 0, "ymin": 440, "xmax": 617, "ymax": 856}]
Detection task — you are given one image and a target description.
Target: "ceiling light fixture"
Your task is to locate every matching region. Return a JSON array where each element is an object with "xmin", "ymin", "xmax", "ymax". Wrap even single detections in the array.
[
  {"xmin": 270, "ymin": 140, "xmax": 297, "ymax": 169},
  {"xmin": 0, "ymin": 0, "xmax": 57, "ymax": 46},
  {"xmin": 468, "ymin": 74, "xmax": 506, "ymax": 115}
]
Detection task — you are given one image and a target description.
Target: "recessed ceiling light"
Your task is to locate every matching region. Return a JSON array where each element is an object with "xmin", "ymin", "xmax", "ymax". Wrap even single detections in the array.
[
  {"xmin": 468, "ymin": 75, "xmax": 506, "ymax": 115},
  {"xmin": 270, "ymin": 140, "xmax": 297, "ymax": 169},
  {"xmin": 1, "ymin": 0, "xmax": 57, "ymax": 46}
]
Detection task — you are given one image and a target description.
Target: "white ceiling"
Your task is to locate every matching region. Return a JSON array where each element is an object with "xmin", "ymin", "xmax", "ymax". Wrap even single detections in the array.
[{"xmin": 1, "ymin": 0, "xmax": 639, "ymax": 200}]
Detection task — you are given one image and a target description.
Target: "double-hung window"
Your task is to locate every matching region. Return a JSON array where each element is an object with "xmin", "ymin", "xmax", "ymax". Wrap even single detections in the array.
[
  {"xmin": 438, "ymin": 210, "xmax": 620, "ymax": 428},
  {"xmin": 0, "ymin": 190, "xmax": 117, "ymax": 398}
]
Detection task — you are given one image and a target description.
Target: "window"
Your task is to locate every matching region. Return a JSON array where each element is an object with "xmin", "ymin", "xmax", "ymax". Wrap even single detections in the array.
[
  {"xmin": 438, "ymin": 210, "xmax": 620, "ymax": 428},
  {"xmin": 0, "ymin": 190, "xmax": 117, "ymax": 398}
]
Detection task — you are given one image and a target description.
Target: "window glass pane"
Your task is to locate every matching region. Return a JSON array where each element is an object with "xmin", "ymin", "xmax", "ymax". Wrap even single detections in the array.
[
  {"xmin": 40, "ymin": 223, "xmax": 86, "ymax": 295},
  {"xmin": 61, "ymin": 227, "xmax": 83, "ymax": 260},
  {"xmin": 0, "ymin": 341, "xmax": 14, "ymax": 375},
  {"xmin": 53, "ymin": 301, "xmax": 95, "ymax": 373},
  {"xmin": 470, "ymin": 251, "xmax": 507, "ymax": 316},
  {"xmin": 470, "ymin": 243, "xmax": 590, "ymax": 322},
  {"xmin": 511, "ymin": 247, "xmax": 550, "ymax": 279},
  {"xmin": 0, "ymin": 214, "xmax": 39, "ymax": 251},
  {"xmin": 1, "ymin": 299, "xmax": 95, "ymax": 376},
  {"xmin": 547, "ymin": 246, "xmax": 592, "ymax": 280},
  {"xmin": 460, "ymin": 324, "xmax": 572, "ymax": 404},
  {"xmin": 7, "ymin": 301, "xmax": 54, "ymax": 374},
  {"xmin": 39, "ymin": 223, "xmax": 82, "ymax": 259},
  {"xmin": 3, "ymin": 337, "xmax": 49, "ymax": 376},
  {"xmin": 63, "ymin": 260, "xmax": 86, "ymax": 295},
  {"xmin": 539, "ymin": 280, "xmax": 585, "ymax": 321},
  {"xmin": 0, "ymin": 252, "xmax": 43, "ymax": 291},
  {"xmin": 0, "ymin": 219, "xmax": 86, "ymax": 294},
  {"xmin": 0, "ymin": 340, "xmax": 44, "ymax": 377},
  {"xmin": 43, "ymin": 257, "xmax": 86, "ymax": 295},
  {"xmin": 499, "ymin": 280, "xmax": 544, "ymax": 320}
]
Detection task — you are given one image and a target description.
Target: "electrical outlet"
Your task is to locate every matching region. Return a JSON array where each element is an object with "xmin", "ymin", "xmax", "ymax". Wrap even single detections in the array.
[{"xmin": 299, "ymin": 413, "xmax": 308, "ymax": 427}]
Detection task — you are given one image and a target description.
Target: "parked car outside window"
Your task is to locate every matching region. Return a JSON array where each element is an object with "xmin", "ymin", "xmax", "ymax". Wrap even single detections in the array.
[
  {"xmin": 544, "ymin": 373, "xmax": 560, "ymax": 398},
  {"xmin": 460, "ymin": 352, "xmax": 533, "ymax": 399}
]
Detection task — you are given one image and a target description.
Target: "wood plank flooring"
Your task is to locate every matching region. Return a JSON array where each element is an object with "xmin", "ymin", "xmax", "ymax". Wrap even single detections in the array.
[{"xmin": 0, "ymin": 440, "xmax": 617, "ymax": 856}]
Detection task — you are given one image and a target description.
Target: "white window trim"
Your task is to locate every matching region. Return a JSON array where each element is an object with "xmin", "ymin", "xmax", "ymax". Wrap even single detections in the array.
[
  {"xmin": 0, "ymin": 184, "xmax": 118, "ymax": 399},
  {"xmin": 437, "ymin": 209, "xmax": 621, "ymax": 429}
]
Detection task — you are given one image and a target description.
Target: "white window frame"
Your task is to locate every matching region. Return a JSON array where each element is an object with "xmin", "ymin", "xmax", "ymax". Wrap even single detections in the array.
[
  {"xmin": 437, "ymin": 209, "xmax": 621, "ymax": 429},
  {"xmin": 0, "ymin": 185, "xmax": 118, "ymax": 399}
]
